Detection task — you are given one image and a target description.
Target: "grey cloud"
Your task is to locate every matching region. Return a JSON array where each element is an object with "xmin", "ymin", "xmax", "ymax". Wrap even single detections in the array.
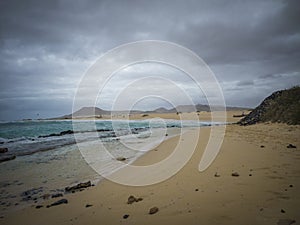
[
  {"xmin": 236, "ymin": 80, "xmax": 254, "ymax": 86},
  {"xmin": 0, "ymin": 0, "xmax": 300, "ymax": 120}
]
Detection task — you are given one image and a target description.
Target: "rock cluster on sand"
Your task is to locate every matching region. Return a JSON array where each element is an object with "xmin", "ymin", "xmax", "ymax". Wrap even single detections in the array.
[
  {"xmin": 65, "ymin": 181, "xmax": 91, "ymax": 193},
  {"xmin": 127, "ymin": 195, "xmax": 143, "ymax": 204}
]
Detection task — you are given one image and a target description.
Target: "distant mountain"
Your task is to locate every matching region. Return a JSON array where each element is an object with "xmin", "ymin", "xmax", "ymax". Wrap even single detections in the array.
[
  {"xmin": 54, "ymin": 104, "xmax": 250, "ymax": 119},
  {"xmin": 239, "ymin": 86, "xmax": 300, "ymax": 125},
  {"xmin": 58, "ymin": 107, "xmax": 109, "ymax": 119}
]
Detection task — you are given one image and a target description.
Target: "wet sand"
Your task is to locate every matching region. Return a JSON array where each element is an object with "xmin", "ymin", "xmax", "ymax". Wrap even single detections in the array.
[{"xmin": 2, "ymin": 122, "xmax": 299, "ymax": 225}]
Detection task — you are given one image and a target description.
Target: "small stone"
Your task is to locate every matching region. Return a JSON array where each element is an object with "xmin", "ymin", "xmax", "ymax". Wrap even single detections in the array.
[
  {"xmin": 85, "ymin": 204, "xmax": 93, "ymax": 208},
  {"xmin": 260, "ymin": 145, "xmax": 265, "ymax": 148},
  {"xmin": 116, "ymin": 157, "xmax": 126, "ymax": 161},
  {"xmin": 231, "ymin": 172, "xmax": 240, "ymax": 177},
  {"xmin": 51, "ymin": 193, "xmax": 63, "ymax": 198},
  {"xmin": 127, "ymin": 195, "xmax": 142, "ymax": 204},
  {"xmin": 0, "ymin": 148, "xmax": 8, "ymax": 153},
  {"xmin": 35, "ymin": 205, "xmax": 43, "ymax": 209},
  {"xmin": 127, "ymin": 195, "xmax": 137, "ymax": 204},
  {"xmin": 281, "ymin": 209, "xmax": 286, "ymax": 213},
  {"xmin": 195, "ymin": 189, "xmax": 199, "ymax": 192},
  {"xmin": 289, "ymin": 184, "xmax": 293, "ymax": 188},
  {"xmin": 47, "ymin": 198, "xmax": 68, "ymax": 208},
  {"xmin": 123, "ymin": 214, "xmax": 129, "ymax": 219},
  {"xmin": 287, "ymin": 144, "xmax": 296, "ymax": 148},
  {"xmin": 214, "ymin": 172, "xmax": 220, "ymax": 177},
  {"xmin": 249, "ymin": 174, "xmax": 252, "ymax": 176},
  {"xmin": 42, "ymin": 194, "xmax": 50, "ymax": 199},
  {"xmin": 149, "ymin": 207, "xmax": 159, "ymax": 215}
]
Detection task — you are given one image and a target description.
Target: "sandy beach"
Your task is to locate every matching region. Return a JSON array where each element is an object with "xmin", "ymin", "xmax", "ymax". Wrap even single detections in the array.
[{"xmin": 1, "ymin": 118, "xmax": 299, "ymax": 225}]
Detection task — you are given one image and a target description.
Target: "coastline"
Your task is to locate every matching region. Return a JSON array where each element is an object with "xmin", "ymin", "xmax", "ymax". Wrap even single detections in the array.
[{"xmin": 2, "ymin": 122, "xmax": 299, "ymax": 225}]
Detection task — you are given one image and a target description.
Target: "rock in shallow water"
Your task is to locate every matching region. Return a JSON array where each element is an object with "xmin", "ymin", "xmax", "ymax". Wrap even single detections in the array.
[
  {"xmin": 0, "ymin": 155, "xmax": 16, "ymax": 163},
  {"xmin": 0, "ymin": 148, "xmax": 8, "ymax": 153},
  {"xmin": 116, "ymin": 157, "xmax": 126, "ymax": 161}
]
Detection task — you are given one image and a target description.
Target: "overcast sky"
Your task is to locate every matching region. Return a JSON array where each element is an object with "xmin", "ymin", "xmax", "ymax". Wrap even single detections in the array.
[{"xmin": 0, "ymin": 0, "xmax": 299, "ymax": 120}]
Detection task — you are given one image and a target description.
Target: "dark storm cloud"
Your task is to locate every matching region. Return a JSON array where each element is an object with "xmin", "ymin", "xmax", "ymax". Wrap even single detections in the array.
[{"xmin": 0, "ymin": 0, "xmax": 299, "ymax": 120}]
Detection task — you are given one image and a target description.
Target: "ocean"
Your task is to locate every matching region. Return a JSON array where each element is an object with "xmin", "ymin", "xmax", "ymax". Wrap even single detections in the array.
[{"xmin": 0, "ymin": 119, "xmax": 217, "ymax": 212}]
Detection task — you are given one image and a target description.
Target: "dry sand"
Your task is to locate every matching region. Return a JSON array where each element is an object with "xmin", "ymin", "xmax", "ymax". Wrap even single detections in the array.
[
  {"xmin": 71, "ymin": 110, "xmax": 250, "ymax": 123},
  {"xmin": 2, "ymin": 122, "xmax": 300, "ymax": 225}
]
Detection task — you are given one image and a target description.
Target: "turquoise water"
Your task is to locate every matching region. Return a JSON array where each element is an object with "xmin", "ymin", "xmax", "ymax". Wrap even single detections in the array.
[
  {"xmin": 0, "ymin": 119, "xmax": 214, "ymax": 157},
  {"xmin": 0, "ymin": 119, "xmax": 217, "ymax": 213}
]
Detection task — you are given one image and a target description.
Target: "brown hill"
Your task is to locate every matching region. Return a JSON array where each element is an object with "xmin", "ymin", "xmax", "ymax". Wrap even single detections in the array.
[{"xmin": 239, "ymin": 86, "xmax": 300, "ymax": 125}]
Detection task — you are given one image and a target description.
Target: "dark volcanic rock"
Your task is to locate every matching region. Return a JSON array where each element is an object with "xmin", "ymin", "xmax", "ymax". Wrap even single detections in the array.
[
  {"xmin": 21, "ymin": 187, "xmax": 43, "ymax": 201},
  {"xmin": 287, "ymin": 144, "xmax": 296, "ymax": 148},
  {"xmin": 239, "ymin": 86, "xmax": 300, "ymax": 125},
  {"xmin": 39, "ymin": 130, "xmax": 74, "ymax": 138},
  {"xmin": 214, "ymin": 172, "xmax": 221, "ymax": 177},
  {"xmin": 65, "ymin": 181, "xmax": 91, "ymax": 193},
  {"xmin": 47, "ymin": 199, "xmax": 68, "ymax": 208},
  {"xmin": 116, "ymin": 157, "xmax": 126, "ymax": 161},
  {"xmin": 149, "ymin": 206, "xmax": 159, "ymax": 215},
  {"xmin": 0, "ymin": 155, "xmax": 16, "ymax": 163},
  {"xmin": 231, "ymin": 172, "xmax": 240, "ymax": 177},
  {"xmin": 123, "ymin": 214, "xmax": 129, "ymax": 219},
  {"xmin": 127, "ymin": 195, "xmax": 143, "ymax": 204},
  {"xmin": 51, "ymin": 193, "xmax": 63, "ymax": 198},
  {"xmin": 0, "ymin": 148, "xmax": 8, "ymax": 153}
]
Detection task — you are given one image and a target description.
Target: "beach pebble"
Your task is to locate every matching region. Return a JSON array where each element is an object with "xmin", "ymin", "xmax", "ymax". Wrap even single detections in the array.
[
  {"xmin": 277, "ymin": 219, "xmax": 296, "ymax": 225},
  {"xmin": 214, "ymin": 172, "xmax": 220, "ymax": 177},
  {"xmin": 116, "ymin": 157, "xmax": 126, "ymax": 161},
  {"xmin": 123, "ymin": 214, "xmax": 129, "ymax": 219},
  {"xmin": 149, "ymin": 207, "xmax": 159, "ymax": 215},
  {"xmin": 127, "ymin": 195, "xmax": 143, "ymax": 204},
  {"xmin": 51, "ymin": 193, "xmax": 63, "ymax": 198},
  {"xmin": 65, "ymin": 181, "xmax": 91, "ymax": 192},
  {"xmin": 47, "ymin": 198, "xmax": 68, "ymax": 208},
  {"xmin": 231, "ymin": 172, "xmax": 240, "ymax": 177},
  {"xmin": 287, "ymin": 144, "xmax": 296, "ymax": 148}
]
